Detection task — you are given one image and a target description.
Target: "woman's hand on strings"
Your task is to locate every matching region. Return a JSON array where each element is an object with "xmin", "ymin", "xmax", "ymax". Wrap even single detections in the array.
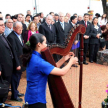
[
  {"xmin": 63, "ymin": 52, "xmax": 74, "ymax": 61},
  {"xmin": 69, "ymin": 54, "xmax": 78, "ymax": 64},
  {"xmin": 0, "ymin": 71, "xmax": 1, "ymax": 76}
]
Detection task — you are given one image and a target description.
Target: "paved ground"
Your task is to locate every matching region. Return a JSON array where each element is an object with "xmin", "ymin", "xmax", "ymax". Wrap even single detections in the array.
[{"xmin": 5, "ymin": 59, "xmax": 108, "ymax": 108}]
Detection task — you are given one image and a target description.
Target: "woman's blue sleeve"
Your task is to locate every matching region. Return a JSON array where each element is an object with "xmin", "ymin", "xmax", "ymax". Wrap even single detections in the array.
[{"xmin": 40, "ymin": 60, "xmax": 55, "ymax": 75}]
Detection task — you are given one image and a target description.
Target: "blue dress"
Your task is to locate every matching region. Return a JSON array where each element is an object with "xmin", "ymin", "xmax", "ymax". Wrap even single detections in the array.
[{"xmin": 25, "ymin": 50, "xmax": 54, "ymax": 105}]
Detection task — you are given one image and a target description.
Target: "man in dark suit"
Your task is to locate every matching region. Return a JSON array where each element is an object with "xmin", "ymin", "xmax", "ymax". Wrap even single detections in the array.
[
  {"xmin": 7, "ymin": 21, "xmax": 25, "ymax": 102},
  {"xmin": 79, "ymin": 13, "xmax": 92, "ymax": 65},
  {"xmin": 69, "ymin": 16, "xmax": 77, "ymax": 29},
  {"xmin": 39, "ymin": 14, "xmax": 56, "ymax": 44},
  {"xmin": 0, "ymin": 19, "xmax": 21, "ymax": 103},
  {"xmin": 54, "ymin": 12, "xmax": 71, "ymax": 45},
  {"xmin": 54, "ymin": 12, "xmax": 71, "ymax": 64}
]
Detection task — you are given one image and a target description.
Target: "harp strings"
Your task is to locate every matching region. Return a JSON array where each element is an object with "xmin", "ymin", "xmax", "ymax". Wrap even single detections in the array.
[{"xmin": 71, "ymin": 32, "xmax": 80, "ymax": 108}]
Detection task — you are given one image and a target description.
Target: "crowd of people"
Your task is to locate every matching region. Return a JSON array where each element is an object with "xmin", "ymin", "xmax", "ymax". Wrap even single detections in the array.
[{"xmin": 0, "ymin": 10, "xmax": 108, "ymax": 108}]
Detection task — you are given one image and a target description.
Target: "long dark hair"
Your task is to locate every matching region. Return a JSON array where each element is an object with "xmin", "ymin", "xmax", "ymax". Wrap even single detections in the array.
[
  {"xmin": 21, "ymin": 33, "xmax": 44, "ymax": 67},
  {"xmin": 101, "ymin": 14, "xmax": 107, "ymax": 21}
]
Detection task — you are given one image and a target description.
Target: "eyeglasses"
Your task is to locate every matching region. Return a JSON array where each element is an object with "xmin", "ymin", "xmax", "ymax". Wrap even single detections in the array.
[{"xmin": 0, "ymin": 24, "xmax": 5, "ymax": 27}]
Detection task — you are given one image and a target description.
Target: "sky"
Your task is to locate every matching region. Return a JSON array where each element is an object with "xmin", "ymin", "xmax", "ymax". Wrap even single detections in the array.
[{"xmin": 0, "ymin": 0, "xmax": 103, "ymax": 19}]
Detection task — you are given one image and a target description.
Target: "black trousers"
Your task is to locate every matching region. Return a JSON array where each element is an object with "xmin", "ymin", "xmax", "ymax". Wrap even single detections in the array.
[
  {"xmin": 83, "ymin": 43, "xmax": 89, "ymax": 62},
  {"xmin": 28, "ymin": 103, "xmax": 46, "ymax": 108},
  {"xmin": 89, "ymin": 44, "xmax": 99, "ymax": 62},
  {"xmin": 11, "ymin": 72, "xmax": 22, "ymax": 99}
]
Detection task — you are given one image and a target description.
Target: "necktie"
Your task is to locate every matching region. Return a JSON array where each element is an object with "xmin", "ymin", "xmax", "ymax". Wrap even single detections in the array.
[
  {"xmin": 50, "ymin": 25, "xmax": 51, "ymax": 30},
  {"xmin": 18, "ymin": 35, "xmax": 23, "ymax": 44},
  {"xmin": 61, "ymin": 23, "xmax": 64, "ymax": 30},
  {"xmin": 85, "ymin": 21, "xmax": 87, "ymax": 27},
  {"xmin": 48, "ymin": 25, "xmax": 51, "ymax": 30}
]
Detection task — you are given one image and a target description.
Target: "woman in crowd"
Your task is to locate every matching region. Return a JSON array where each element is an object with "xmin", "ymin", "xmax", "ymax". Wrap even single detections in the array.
[
  {"xmin": 21, "ymin": 33, "xmax": 78, "ymax": 108},
  {"xmin": 98, "ymin": 14, "xmax": 107, "ymax": 26},
  {"xmin": 89, "ymin": 17, "xmax": 101, "ymax": 63},
  {"xmin": 101, "ymin": 22, "xmax": 108, "ymax": 49},
  {"xmin": 23, "ymin": 21, "xmax": 39, "ymax": 43}
]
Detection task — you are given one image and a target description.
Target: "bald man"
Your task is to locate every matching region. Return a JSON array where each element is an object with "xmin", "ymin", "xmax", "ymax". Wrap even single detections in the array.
[{"xmin": 7, "ymin": 21, "xmax": 25, "ymax": 102}]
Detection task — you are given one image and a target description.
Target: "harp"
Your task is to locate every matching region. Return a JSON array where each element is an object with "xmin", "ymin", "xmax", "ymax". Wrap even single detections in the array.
[{"xmin": 41, "ymin": 24, "xmax": 86, "ymax": 108}]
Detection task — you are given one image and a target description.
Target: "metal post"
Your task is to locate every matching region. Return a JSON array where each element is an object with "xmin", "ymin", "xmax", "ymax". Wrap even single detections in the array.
[
  {"xmin": 35, "ymin": 0, "xmax": 37, "ymax": 14},
  {"xmin": 89, "ymin": 0, "xmax": 91, "ymax": 10}
]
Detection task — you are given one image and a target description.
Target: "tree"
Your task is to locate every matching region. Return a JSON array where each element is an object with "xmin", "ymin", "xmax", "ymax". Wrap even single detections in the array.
[{"xmin": 101, "ymin": 0, "xmax": 108, "ymax": 18}]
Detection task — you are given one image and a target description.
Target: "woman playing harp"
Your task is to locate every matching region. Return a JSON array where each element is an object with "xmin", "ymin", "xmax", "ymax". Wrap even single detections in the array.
[{"xmin": 21, "ymin": 33, "xmax": 78, "ymax": 108}]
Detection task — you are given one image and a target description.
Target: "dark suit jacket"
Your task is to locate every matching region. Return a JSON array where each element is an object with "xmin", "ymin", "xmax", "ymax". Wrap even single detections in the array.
[
  {"xmin": 40, "ymin": 18, "xmax": 45, "ymax": 24},
  {"xmin": 77, "ymin": 21, "xmax": 80, "ymax": 24},
  {"xmin": 7, "ymin": 31, "xmax": 25, "ymax": 72},
  {"xmin": 30, "ymin": 15, "xmax": 33, "ymax": 21},
  {"xmin": 0, "ymin": 34, "xmax": 14, "ymax": 82},
  {"xmin": 54, "ymin": 21, "xmax": 70, "ymax": 44},
  {"xmin": 90, "ymin": 24, "xmax": 102, "ymax": 44},
  {"xmin": 39, "ymin": 22, "xmax": 56, "ymax": 43},
  {"xmin": 22, "ymin": 23, "xmax": 27, "ymax": 39},
  {"xmin": 69, "ymin": 22, "xmax": 77, "ymax": 30},
  {"xmin": 23, "ymin": 30, "xmax": 28, "ymax": 43},
  {"xmin": 69, "ymin": 22, "xmax": 73, "ymax": 30},
  {"xmin": 68, "ymin": 20, "xmax": 71, "ymax": 25},
  {"xmin": 79, "ymin": 20, "xmax": 92, "ymax": 43}
]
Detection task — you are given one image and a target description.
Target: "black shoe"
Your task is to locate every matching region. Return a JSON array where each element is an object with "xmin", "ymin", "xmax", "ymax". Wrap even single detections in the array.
[
  {"xmin": 8, "ymin": 88, "xmax": 11, "ymax": 92},
  {"xmin": 83, "ymin": 62, "xmax": 88, "ymax": 65},
  {"xmin": 11, "ymin": 97, "xmax": 23, "ymax": 102},
  {"xmin": 72, "ymin": 64, "xmax": 78, "ymax": 67},
  {"xmin": 89, "ymin": 61, "xmax": 93, "ymax": 63},
  {"xmin": 18, "ymin": 93, "xmax": 24, "ymax": 97}
]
